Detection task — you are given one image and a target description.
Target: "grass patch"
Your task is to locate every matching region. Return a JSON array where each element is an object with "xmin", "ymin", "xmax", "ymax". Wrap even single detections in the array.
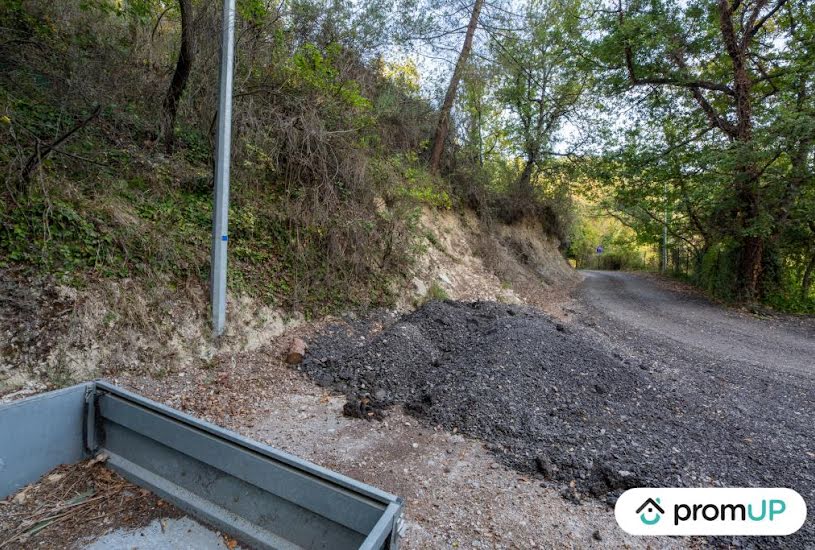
[{"xmin": 426, "ymin": 281, "xmax": 450, "ymax": 301}]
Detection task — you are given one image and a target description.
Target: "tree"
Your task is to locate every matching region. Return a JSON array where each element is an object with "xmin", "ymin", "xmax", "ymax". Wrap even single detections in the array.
[
  {"xmin": 429, "ymin": 0, "xmax": 484, "ymax": 175},
  {"xmin": 493, "ymin": 0, "xmax": 585, "ymax": 195},
  {"xmin": 162, "ymin": 0, "xmax": 194, "ymax": 154},
  {"xmin": 593, "ymin": 0, "xmax": 814, "ymax": 300}
]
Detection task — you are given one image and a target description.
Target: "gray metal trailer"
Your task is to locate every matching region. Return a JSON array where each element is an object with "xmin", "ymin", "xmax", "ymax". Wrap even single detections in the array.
[{"xmin": 0, "ymin": 381, "xmax": 403, "ymax": 549}]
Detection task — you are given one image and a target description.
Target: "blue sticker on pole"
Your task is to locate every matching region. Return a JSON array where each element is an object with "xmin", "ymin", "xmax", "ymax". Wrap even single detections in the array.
[{"xmin": 222, "ymin": 235, "xmax": 228, "ymax": 241}]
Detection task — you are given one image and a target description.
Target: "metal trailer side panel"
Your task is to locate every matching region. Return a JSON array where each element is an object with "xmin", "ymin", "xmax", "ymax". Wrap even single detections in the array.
[
  {"xmin": 94, "ymin": 381, "xmax": 399, "ymax": 505},
  {"xmin": 0, "ymin": 383, "xmax": 92, "ymax": 498},
  {"xmin": 0, "ymin": 382, "xmax": 403, "ymax": 549},
  {"xmin": 359, "ymin": 502, "xmax": 402, "ymax": 550},
  {"xmin": 93, "ymin": 383, "xmax": 402, "ymax": 549},
  {"xmin": 97, "ymin": 393, "xmax": 385, "ymax": 535},
  {"xmin": 101, "ymin": 413, "xmax": 367, "ymax": 549}
]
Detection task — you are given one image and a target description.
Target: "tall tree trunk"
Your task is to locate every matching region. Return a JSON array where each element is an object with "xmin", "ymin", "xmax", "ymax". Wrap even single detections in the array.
[
  {"xmin": 163, "ymin": 0, "xmax": 194, "ymax": 154},
  {"xmin": 516, "ymin": 156, "xmax": 536, "ymax": 193},
  {"xmin": 718, "ymin": 0, "xmax": 763, "ymax": 299},
  {"xmin": 429, "ymin": 0, "xmax": 484, "ymax": 175},
  {"xmin": 476, "ymin": 106, "xmax": 484, "ymax": 167}
]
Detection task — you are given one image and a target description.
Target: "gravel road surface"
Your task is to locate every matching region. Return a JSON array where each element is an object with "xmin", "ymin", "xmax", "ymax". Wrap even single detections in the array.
[{"xmin": 581, "ymin": 271, "xmax": 815, "ymax": 376}]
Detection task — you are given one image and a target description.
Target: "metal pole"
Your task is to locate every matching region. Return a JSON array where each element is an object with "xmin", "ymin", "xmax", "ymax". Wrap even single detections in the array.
[
  {"xmin": 661, "ymin": 182, "xmax": 668, "ymax": 274},
  {"xmin": 211, "ymin": 0, "xmax": 236, "ymax": 337}
]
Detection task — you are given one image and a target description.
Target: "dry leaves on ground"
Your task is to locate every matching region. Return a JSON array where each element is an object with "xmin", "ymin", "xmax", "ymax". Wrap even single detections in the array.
[{"xmin": 0, "ymin": 457, "xmax": 181, "ymax": 548}]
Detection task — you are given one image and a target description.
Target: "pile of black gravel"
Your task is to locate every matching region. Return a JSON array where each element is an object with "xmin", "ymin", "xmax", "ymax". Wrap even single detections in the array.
[
  {"xmin": 302, "ymin": 301, "xmax": 663, "ymax": 497},
  {"xmin": 300, "ymin": 300, "xmax": 814, "ymax": 547}
]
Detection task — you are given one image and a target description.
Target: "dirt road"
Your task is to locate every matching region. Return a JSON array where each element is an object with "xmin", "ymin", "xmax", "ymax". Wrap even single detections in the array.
[
  {"xmin": 580, "ymin": 271, "xmax": 815, "ymax": 376},
  {"xmin": 578, "ymin": 271, "xmax": 815, "ymax": 548}
]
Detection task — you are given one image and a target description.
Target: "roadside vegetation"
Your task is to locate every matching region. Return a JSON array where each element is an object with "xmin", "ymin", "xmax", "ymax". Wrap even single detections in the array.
[
  {"xmin": 0, "ymin": 0, "xmax": 578, "ymax": 316},
  {"xmin": 1, "ymin": 0, "xmax": 812, "ymax": 314},
  {"xmin": 568, "ymin": 202, "xmax": 655, "ymax": 272}
]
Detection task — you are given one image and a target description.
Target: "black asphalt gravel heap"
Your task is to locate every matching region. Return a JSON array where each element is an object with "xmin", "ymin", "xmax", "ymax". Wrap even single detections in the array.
[
  {"xmin": 300, "ymin": 300, "xmax": 814, "ymax": 547},
  {"xmin": 303, "ymin": 301, "xmax": 654, "ymax": 489}
]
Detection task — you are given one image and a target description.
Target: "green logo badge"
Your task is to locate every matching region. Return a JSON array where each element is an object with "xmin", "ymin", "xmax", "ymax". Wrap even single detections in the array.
[{"xmin": 637, "ymin": 498, "xmax": 665, "ymax": 525}]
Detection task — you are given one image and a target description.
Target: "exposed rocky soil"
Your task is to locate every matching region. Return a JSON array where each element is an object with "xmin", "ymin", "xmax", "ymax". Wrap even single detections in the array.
[
  {"xmin": 0, "ymin": 266, "xmax": 303, "ymax": 400},
  {"xmin": 1, "ymin": 207, "xmax": 575, "ymax": 399},
  {"xmin": 301, "ymin": 296, "xmax": 815, "ymax": 548},
  {"xmin": 399, "ymin": 208, "xmax": 579, "ymax": 318}
]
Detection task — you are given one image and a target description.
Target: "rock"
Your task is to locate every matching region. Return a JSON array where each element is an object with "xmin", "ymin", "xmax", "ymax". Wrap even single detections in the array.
[
  {"xmin": 286, "ymin": 338, "xmax": 307, "ymax": 364},
  {"xmin": 592, "ymin": 530, "xmax": 602, "ymax": 541},
  {"xmin": 560, "ymin": 487, "xmax": 581, "ymax": 504},
  {"xmin": 11, "ymin": 485, "xmax": 31, "ymax": 504},
  {"xmin": 587, "ymin": 479, "xmax": 609, "ymax": 498},
  {"xmin": 594, "ymin": 464, "xmax": 640, "ymax": 492},
  {"xmin": 555, "ymin": 323, "xmax": 566, "ymax": 332},
  {"xmin": 373, "ymin": 196, "xmax": 387, "ymax": 213},
  {"xmin": 412, "ymin": 277, "xmax": 428, "ymax": 297}
]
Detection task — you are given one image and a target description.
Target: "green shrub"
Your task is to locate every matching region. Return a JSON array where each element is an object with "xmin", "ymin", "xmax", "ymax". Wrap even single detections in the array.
[
  {"xmin": 594, "ymin": 250, "xmax": 648, "ymax": 271},
  {"xmin": 695, "ymin": 241, "xmax": 740, "ymax": 301}
]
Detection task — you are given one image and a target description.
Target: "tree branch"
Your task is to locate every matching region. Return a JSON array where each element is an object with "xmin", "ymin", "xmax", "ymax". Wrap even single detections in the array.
[
  {"xmin": 747, "ymin": 0, "xmax": 788, "ymax": 40},
  {"xmin": 688, "ymin": 88, "xmax": 738, "ymax": 137},
  {"xmin": 21, "ymin": 105, "xmax": 101, "ymax": 186},
  {"xmin": 627, "ymin": 73, "xmax": 735, "ymax": 96},
  {"xmin": 621, "ymin": 9, "xmax": 736, "ymax": 137}
]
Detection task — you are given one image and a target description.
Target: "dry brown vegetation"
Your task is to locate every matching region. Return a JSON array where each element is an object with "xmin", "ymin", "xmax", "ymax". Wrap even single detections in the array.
[{"xmin": 0, "ymin": 0, "xmax": 574, "ymax": 317}]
